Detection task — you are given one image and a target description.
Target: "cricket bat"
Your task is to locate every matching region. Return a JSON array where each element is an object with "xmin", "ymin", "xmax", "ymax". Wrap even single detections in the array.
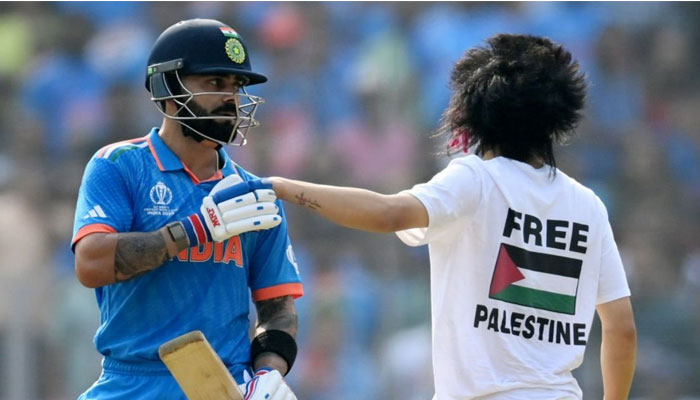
[{"xmin": 159, "ymin": 330, "xmax": 245, "ymax": 400}]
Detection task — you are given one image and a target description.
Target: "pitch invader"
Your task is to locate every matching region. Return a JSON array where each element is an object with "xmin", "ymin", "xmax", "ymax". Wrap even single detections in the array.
[
  {"xmin": 72, "ymin": 19, "xmax": 301, "ymax": 400},
  {"xmin": 264, "ymin": 34, "xmax": 636, "ymax": 400}
]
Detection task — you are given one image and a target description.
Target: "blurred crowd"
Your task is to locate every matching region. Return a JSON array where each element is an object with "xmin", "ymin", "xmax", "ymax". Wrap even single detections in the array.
[{"xmin": 0, "ymin": 2, "xmax": 699, "ymax": 399}]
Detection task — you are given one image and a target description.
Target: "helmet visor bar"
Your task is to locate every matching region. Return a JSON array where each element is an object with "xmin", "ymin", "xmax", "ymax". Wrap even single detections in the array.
[{"xmin": 147, "ymin": 59, "xmax": 184, "ymax": 76}]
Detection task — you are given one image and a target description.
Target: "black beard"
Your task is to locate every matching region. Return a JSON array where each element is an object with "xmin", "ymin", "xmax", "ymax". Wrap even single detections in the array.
[{"xmin": 176, "ymin": 100, "xmax": 238, "ymax": 145}]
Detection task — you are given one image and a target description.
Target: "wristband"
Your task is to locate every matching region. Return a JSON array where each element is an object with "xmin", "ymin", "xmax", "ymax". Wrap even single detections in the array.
[
  {"xmin": 180, "ymin": 212, "xmax": 211, "ymax": 247},
  {"xmin": 166, "ymin": 221, "xmax": 189, "ymax": 250},
  {"xmin": 250, "ymin": 330, "xmax": 297, "ymax": 375}
]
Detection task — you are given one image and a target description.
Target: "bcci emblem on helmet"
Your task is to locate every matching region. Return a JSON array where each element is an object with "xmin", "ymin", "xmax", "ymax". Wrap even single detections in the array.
[{"xmin": 225, "ymin": 38, "xmax": 246, "ymax": 64}]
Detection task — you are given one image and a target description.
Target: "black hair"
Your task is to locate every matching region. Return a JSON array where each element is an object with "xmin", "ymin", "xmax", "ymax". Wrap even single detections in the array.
[{"xmin": 440, "ymin": 34, "xmax": 586, "ymax": 171}]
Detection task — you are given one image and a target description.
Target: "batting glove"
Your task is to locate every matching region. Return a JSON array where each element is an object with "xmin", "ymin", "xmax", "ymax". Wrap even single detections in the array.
[
  {"xmin": 180, "ymin": 176, "xmax": 282, "ymax": 246},
  {"xmin": 239, "ymin": 368, "xmax": 297, "ymax": 400}
]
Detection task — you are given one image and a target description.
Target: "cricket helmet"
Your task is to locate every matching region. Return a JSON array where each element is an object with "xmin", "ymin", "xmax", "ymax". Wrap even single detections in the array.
[{"xmin": 145, "ymin": 18, "xmax": 267, "ymax": 146}]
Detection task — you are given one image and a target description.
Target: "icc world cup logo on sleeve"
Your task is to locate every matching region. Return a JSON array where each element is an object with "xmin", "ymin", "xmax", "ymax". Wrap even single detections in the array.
[{"xmin": 145, "ymin": 182, "xmax": 177, "ymax": 216}]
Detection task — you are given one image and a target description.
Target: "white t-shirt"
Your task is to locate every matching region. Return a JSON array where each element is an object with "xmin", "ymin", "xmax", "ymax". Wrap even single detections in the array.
[{"xmin": 396, "ymin": 155, "xmax": 630, "ymax": 400}]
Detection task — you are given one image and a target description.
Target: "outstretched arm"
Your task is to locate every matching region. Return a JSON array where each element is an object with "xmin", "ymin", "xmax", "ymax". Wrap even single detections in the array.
[
  {"xmin": 597, "ymin": 296, "xmax": 637, "ymax": 400},
  {"xmin": 269, "ymin": 177, "xmax": 428, "ymax": 233}
]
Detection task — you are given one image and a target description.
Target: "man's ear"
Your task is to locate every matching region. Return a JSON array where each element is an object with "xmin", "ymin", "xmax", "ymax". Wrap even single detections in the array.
[{"xmin": 162, "ymin": 99, "xmax": 176, "ymax": 115}]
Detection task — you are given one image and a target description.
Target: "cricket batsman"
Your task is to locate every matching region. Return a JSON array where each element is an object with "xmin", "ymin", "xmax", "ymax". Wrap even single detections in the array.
[
  {"xmin": 266, "ymin": 34, "xmax": 637, "ymax": 399},
  {"xmin": 72, "ymin": 19, "xmax": 301, "ymax": 399}
]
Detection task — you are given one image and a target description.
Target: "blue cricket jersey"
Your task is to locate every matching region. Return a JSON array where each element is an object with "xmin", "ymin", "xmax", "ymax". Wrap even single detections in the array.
[{"xmin": 72, "ymin": 128, "xmax": 303, "ymax": 382}]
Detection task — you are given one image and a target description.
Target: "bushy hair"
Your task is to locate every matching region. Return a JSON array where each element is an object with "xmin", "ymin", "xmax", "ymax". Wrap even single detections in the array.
[{"xmin": 440, "ymin": 34, "xmax": 586, "ymax": 170}]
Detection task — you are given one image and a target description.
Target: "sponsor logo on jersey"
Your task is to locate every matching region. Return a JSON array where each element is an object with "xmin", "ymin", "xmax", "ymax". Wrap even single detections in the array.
[
  {"xmin": 145, "ymin": 181, "xmax": 177, "ymax": 216},
  {"xmin": 83, "ymin": 205, "xmax": 107, "ymax": 219}
]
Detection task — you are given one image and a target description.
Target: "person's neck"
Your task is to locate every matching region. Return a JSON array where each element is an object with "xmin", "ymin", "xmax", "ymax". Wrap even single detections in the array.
[
  {"xmin": 159, "ymin": 119, "xmax": 220, "ymax": 180},
  {"xmin": 482, "ymin": 149, "xmax": 544, "ymax": 169}
]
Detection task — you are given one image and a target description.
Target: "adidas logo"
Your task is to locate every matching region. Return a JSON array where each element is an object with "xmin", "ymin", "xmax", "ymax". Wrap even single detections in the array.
[{"xmin": 83, "ymin": 205, "xmax": 107, "ymax": 219}]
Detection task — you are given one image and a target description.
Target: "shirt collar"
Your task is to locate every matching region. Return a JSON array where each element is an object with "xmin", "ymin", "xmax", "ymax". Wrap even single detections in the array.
[{"xmin": 147, "ymin": 128, "xmax": 239, "ymax": 177}]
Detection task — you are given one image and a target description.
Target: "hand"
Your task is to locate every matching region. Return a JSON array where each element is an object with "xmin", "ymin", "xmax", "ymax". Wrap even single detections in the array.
[
  {"xmin": 180, "ymin": 176, "xmax": 282, "ymax": 247},
  {"xmin": 239, "ymin": 368, "xmax": 297, "ymax": 400}
]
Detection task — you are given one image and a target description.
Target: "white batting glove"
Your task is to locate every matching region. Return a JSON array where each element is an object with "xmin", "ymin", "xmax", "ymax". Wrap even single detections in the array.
[
  {"xmin": 239, "ymin": 368, "xmax": 297, "ymax": 400},
  {"xmin": 209, "ymin": 177, "xmax": 281, "ymax": 239},
  {"xmin": 180, "ymin": 176, "xmax": 282, "ymax": 247},
  {"xmin": 215, "ymin": 184, "xmax": 280, "ymax": 237}
]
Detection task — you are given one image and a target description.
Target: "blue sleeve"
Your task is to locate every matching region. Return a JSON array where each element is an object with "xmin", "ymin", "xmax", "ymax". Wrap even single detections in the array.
[
  {"xmin": 72, "ymin": 156, "xmax": 134, "ymax": 250},
  {"xmin": 248, "ymin": 203, "xmax": 304, "ymax": 301}
]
